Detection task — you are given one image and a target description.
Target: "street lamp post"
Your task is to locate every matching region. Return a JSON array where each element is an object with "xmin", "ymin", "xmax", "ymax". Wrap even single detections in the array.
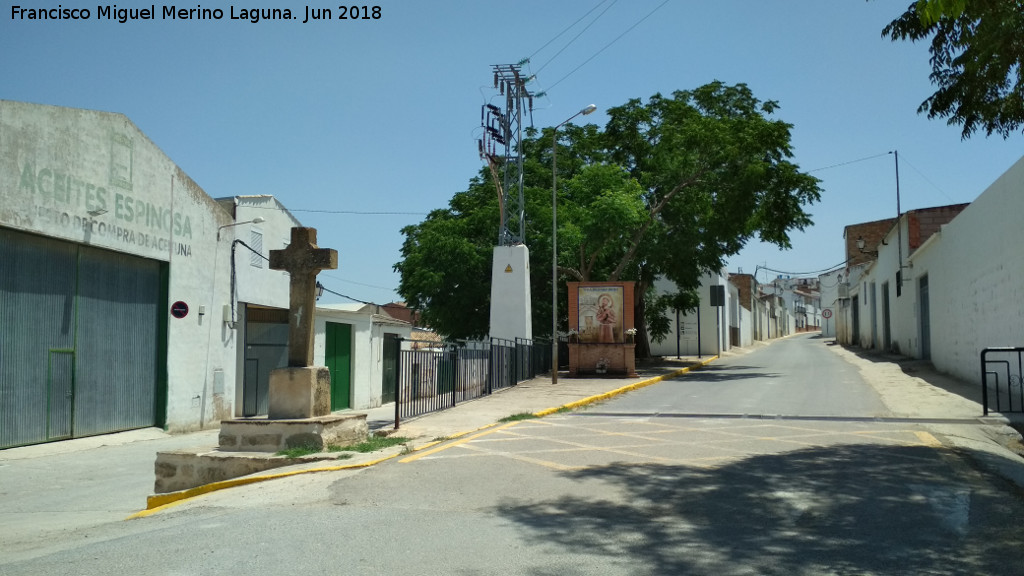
[
  {"xmin": 217, "ymin": 216, "xmax": 265, "ymax": 240},
  {"xmin": 552, "ymin": 104, "xmax": 597, "ymax": 384}
]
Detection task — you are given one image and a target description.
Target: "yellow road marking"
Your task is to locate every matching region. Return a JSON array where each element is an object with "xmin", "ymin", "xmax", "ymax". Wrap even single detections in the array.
[
  {"xmin": 914, "ymin": 430, "xmax": 943, "ymax": 447},
  {"xmin": 532, "ymin": 357, "xmax": 717, "ymax": 417},
  {"xmin": 127, "ymin": 453, "xmax": 402, "ymax": 519},
  {"xmin": 398, "ymin": 421, "xmax": 521, "ymax": 463}
]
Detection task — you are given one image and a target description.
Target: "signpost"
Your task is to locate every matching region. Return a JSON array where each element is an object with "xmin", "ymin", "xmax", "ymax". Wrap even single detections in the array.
[
  {"xmin": 822, "ymin": 308, "xmax": 833, "ymax": 339},
  {"xmin": 710, "ymin": 285, "xmax": 725, "ymax": 356}
]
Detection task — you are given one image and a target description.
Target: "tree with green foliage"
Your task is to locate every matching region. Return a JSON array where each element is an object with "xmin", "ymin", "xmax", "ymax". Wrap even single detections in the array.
[
  {"xmin": 595, "ymin": 82, "xmax": 821, "ymax": 355},
  {"xmin": 395, "ymin": 82, "xmax": 821, "ymax": 356},
  {"xmin": 883, "ymin": 0, "xmax": 1024, "ymax": 139}
]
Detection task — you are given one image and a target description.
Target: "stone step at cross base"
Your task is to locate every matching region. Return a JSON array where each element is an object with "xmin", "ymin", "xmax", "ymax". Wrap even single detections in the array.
[{"xmin": 153, "ymin": 413, "xmax": 368, "ymax": 494}]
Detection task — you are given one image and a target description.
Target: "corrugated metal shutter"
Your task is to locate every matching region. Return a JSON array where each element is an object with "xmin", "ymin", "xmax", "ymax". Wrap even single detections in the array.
[
  {"xmin": 1, "ymin": 229, "xmax": 78, "ymax": 448},
  {"xmin": 0, "ymin": 228, "xmax": 161, "ymax": 448},
  {"xmin": 74, "ymin": 246, "xmax": 159, "ymax": 436}
]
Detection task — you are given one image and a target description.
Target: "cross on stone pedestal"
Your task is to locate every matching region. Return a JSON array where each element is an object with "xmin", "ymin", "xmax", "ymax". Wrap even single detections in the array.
[{"xmin": 270, "ymin": 227, "xmax": 338, "ymax": 368}]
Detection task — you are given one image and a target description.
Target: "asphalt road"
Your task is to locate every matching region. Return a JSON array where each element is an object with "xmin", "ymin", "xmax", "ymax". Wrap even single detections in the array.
[
  {"xmin": 4, "ymin": 334, "xmax": 1024, "ymax": 575},
  {"xmin": 600, "ymin": 333, "xmax": 891, "ymax": 418}
]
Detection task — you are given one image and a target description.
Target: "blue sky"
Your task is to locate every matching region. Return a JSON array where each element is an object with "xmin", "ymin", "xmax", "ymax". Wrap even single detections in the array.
[{"xmin": 4, "ymin": 0, "xmax": 1022, "ymax": 303}]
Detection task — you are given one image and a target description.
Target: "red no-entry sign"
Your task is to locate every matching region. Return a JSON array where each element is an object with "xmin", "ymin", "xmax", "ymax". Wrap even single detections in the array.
[{"xmin": 170, "ymin": 301, "xmax": 189, "ymax": 319}]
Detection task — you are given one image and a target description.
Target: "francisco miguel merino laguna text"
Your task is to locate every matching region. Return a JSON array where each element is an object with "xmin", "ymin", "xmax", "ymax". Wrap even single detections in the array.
[{"xmin": 9, "ymin": 5, "xmax": 380, "ymax": 24}]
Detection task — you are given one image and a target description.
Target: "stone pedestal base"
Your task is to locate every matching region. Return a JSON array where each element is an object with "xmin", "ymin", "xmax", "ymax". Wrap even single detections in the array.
[
  {"xmin": 218, "ymin": 414, "xmax": 368, "ymax": 452},
  {"xmin": 268, "ymin": 366, "xmax": 331, "ymax": 419},
  {"xmin": 153, "ymin": 413, "xmax": 369, "ymax": 493},
  {"xmin": 568, "ymin": 342, "xmax": 638, "ymax": 377},
  {"xmin": 153, "ymin": 449, "xmax": 339, "ymax": 494}
]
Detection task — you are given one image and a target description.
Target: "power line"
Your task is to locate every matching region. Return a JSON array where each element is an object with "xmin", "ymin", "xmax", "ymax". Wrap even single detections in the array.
[
  {"xmin": 247, "ymin": 206, "xmax": 428, "ymax": 216},
  {"xmin": 316, "ymin": 282, "xmax": 373, "ymax": 305},
  {"xmin": 897, "ymin": 153, "xmax": 956, "ymax": 202},
  {"xmin": 755, "ymin": 260, "xmax": 849, "ymax": 279},
  {"xmin": 527, "ymin": 0, "xmax": 613, "ymax": 63},
  {"xmin": 533, "ymin": 0, "xmax": 618, "ymax": 76},
  {"xmin": 320, "ymin": 272, "xmax": 396, "ymax": 292},
  {"xmin": 807, "ymin": 152, "xmax": 890, "ymax": 174},
  {"xmin": 546, "ymin": 0, "xmax": 671, "ymax": 92}
]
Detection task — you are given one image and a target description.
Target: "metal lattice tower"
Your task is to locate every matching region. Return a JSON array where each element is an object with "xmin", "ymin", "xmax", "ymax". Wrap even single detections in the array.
[{"xmin": 478, "ymin": 64, "xmax": 533, "ymax": 246}]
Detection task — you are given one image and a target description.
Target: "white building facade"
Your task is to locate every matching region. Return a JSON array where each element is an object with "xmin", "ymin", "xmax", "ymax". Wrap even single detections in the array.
[
  {"xmin": 650, "ymin": 271, "xmax": 736, "ymax": 358},
  {"xmin": 835, "ymin": 155, "xmax": 1024, "ymax": 386},
  {"xmin": 0, "ymin": 101, "xmax": 396, "ymax": 449}
]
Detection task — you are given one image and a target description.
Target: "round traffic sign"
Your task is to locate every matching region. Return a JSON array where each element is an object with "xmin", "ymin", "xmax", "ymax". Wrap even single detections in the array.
[
  {"xmin": 822, "ymin": 308, "xmax": 833, "ymax": 319},
  {"xmin": 170, "ymin": 301, "xmax": 189, "ymax": 319}
]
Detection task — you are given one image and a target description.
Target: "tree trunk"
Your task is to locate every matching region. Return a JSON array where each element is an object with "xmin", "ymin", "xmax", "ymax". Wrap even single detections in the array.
[{"xmin": 633, "ymin": 279, "xmax": 652, "ymax": 359}]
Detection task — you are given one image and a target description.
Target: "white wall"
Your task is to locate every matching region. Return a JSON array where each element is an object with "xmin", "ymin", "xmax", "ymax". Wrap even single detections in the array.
[
  {"xmin": 818, "ymin": 269, "xmax": 843, "ymax": 338},
  {"xmin": 910, "ymin": 156, "xmax": 1024, "ymax": 382},
  {"xmin": 489, "ymin": 244, "xmax": 532, "ymax": 341},
  {"xmin": 738, "ymin": 304, "xmax": 753, "ymax": 347},
  {"xmin": 228, "ymin": 195, "xmax": 300, "ymax": 309},
  {"xmin": 837, "ymin": 155, "xmax": 1024, "ymax": 385},
  {"xmin": 313, "ymin": 306, "xmax": 376, "ymax": 409},
  {"xmin": 650, "ymin": 272, "xmax": 733, "ymax": 357}
]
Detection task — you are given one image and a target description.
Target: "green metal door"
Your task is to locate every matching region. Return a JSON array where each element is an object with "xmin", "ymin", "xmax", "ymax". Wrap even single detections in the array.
[{"xmin": 325, "ymin": 322, "xmax": 352, "ymax": 411}]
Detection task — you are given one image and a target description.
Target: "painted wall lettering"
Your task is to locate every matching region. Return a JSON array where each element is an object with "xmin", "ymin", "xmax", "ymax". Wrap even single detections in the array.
[{"xmin": 19, "ymin": 161, "xmax": 192, "ymax": 239}]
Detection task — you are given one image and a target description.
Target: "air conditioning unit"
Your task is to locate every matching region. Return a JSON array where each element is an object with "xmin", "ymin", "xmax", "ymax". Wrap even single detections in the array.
[{"xmin": 838, "ymin": 283, "xmax": 850, "ymax": 299}]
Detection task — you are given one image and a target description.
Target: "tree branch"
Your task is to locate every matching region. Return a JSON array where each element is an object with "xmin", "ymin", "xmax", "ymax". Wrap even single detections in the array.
[{"xmin": 610, "ymin": 169, "xmax": 707, "ymax": 280}]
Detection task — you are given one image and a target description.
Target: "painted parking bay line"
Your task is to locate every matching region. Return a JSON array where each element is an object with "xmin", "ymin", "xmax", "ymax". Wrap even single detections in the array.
[{"xmin": 399, "ymin": 421, "xmax": 522, "ymax": 463}]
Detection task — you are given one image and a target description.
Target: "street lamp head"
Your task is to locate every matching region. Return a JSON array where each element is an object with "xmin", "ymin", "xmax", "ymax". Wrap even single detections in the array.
[
  {"xmin": 217, "ymin": 216, "xmax": 267, "ymax": 240},
  {"xmin": 581, "ymin": 104, "xmax": 597, "ymax": 116},
  {"xmin": 856, "ymin": 236, "xmax": 866, "ymax": 251}
]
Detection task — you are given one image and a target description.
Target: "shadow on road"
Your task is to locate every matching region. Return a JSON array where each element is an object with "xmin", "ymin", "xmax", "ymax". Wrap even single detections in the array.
[
  {"xmin": 676, "ymin": 364, "xmax": 781, "ymax": 383},
  {"xmin": 495, "ymin": 443, "xmax": 1024, "ymax": 575}
]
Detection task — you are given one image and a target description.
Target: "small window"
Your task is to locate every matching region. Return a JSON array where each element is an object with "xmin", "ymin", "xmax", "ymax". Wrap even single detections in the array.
[
  {"xmin": 250, "ymin": 230, "xmax": 263, "ymax": 268},
  {"xmin": 896, "ymin": 271, "xmax": 902, "ymax": 297}
]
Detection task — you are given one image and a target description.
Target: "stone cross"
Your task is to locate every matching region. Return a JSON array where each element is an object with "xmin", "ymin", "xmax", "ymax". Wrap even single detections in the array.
[{"xmin": 269, "ymin": 227, "xmax": 338, "ymax": 368}]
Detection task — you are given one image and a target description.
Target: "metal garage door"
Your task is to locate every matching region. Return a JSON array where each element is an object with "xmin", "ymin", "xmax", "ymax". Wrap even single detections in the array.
[{"xmin": 0, "ymin": 228, "xmax": 164, "ymax": 449}]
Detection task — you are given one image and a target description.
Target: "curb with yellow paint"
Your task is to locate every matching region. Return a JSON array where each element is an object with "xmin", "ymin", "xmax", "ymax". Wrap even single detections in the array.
[
  {"xmin": 129, "ymin": 356, "xmax": 718, "ymax": 518},
  {"xmin": 533, "ymin": 356, "xmax": 717, "ymax": 417},
  {"xmin": 129, "ymin": 452, "xmax": 403, "ymax": 518}
]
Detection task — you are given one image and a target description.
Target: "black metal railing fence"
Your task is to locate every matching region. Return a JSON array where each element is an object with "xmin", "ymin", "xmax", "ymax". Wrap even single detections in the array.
[
  {"xmin": 395, "ymin": 337, "xmax": 553, "ymax": 424},
  {"xmin": 981, "ymin": 347, "xmax": 1024, "ymax": 415}
]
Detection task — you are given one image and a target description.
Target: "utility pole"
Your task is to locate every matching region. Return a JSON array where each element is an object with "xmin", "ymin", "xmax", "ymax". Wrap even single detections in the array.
[
  {"xmin": 479, "ymin": 63, "xmax": 535, "ymax": 342},
  {"xmin": 479, "ymin": 63, "xmax": 533, "ymax": 246}
]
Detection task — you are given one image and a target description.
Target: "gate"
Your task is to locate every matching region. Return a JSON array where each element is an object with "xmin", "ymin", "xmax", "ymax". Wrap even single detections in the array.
[
  {"xmin": 0, "ymin": 228, "xmax": 164, "ymax": 449},
  {"xmin": 981, "ymin": 347, "xmax": 1024, "ymax": 415},
  {"xmin": 919, "ymin": 276, "xmax": 931, "ymax": 360},
  {"xmin": 47, "ymin": 350, "xmax": 75, "ymax": 440},
  {"xmin": 381, "ymin": 333, "xmax": 400, "ymax": 404},
  {"xmin": 242, "ymin": 307, "xmax": 288, "ymax": 417}
]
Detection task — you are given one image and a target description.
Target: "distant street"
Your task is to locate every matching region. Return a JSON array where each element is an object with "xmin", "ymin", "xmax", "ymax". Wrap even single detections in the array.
[
  {"xmin": 597, "ymin": 332, "xmax": 892, "ymax": 418},
  {"xmin": 4, "ymin": 334, "xmax": 1024, "ymax": 575}
]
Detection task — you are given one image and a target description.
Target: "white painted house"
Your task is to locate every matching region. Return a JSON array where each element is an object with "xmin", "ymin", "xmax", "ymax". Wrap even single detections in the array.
[
  {"xmin": 649, "ymin": 271, "xmax": 737, "ymax": 358},
  {"xmin": 834, "ymin": 154, "xmax": 1024, "ymax": 386},
  {"xmin": 314, "ymin": 303, "xmax": 412, "ymax": 411}
]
